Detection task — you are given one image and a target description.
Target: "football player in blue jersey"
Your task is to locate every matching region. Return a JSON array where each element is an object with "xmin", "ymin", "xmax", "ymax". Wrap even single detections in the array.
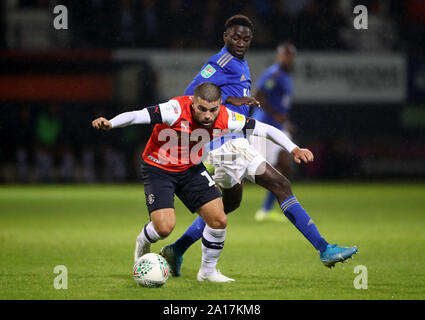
[
  {"xmin": 158, "ymin": 15, "xmax": 358, "ymax": 279},
  {"xmin": 185, "ymin": 15, "xmax": 259, "ymax": 117},
  {"xmin": 251, "ymin": 43, "xmax": 298, "ymax": 221}
]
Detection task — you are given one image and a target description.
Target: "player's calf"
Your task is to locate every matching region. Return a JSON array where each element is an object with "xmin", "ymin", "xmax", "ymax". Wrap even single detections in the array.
[{"xmin": 134, "ymin": 210, "xmax": 175, "ymax": 263}]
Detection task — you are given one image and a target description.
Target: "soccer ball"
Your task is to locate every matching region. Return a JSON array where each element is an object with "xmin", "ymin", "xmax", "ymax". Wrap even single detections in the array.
[{"xmin": 133, "ymin": 253, "xmax": 170, "ymax": 287}]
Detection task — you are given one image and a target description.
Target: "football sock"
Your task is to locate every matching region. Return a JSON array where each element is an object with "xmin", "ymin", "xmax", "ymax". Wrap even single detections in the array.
[
  {"xmin": 280, "ymin": 196, "xmax": 328, "ymax": 253},
  {"xmin": 173, "ymin": 216, "xmax": 206, "ymax": 254},
  {"xmin": 200, "ymin": 225, "xmax": 226, "ymax": 273},
  {"xmin": 139, "ymin": 221, "xmax": 163, "ymax": 244},
  {"xmin": 261, "ymin": 191, "xmax": 275, "ymax": 212}
]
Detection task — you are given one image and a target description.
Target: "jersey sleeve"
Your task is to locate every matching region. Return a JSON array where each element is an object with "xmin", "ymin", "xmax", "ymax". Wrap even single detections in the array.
[
  {"xmin": 158, "ymin": 99, "xmax": 182, "ymax": 126},
  {"xmin": 223, "ymin": 107, "xmax": 256, "ymax": 135}
]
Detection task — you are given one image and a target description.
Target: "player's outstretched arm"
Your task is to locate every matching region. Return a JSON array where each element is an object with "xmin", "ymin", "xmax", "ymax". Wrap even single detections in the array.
[
  {"xmin": 91, "ymin": 100, "xmax": 181, "ymax": 131},
  {"xmin": 226, "ymin": 96, "xmax": 261, "ymax": 108},
  {"xmin": 92, "ymin": 108, "xmax": 158, "ymax": 131},
  {"xmin": 250, "ymin": 120, "xmax": 313, "ymax": 164}
]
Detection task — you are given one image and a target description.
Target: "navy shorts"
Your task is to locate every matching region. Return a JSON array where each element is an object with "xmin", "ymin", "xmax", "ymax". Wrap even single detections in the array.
[{"xmin": 141, "ymin": 161, "xmax": 222, "ymax": 214}]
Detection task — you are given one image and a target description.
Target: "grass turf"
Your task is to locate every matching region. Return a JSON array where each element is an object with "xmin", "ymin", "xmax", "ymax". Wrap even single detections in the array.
[{"xmin": 0, "ymin": 182, "xmax": 424, "ymax": 300}]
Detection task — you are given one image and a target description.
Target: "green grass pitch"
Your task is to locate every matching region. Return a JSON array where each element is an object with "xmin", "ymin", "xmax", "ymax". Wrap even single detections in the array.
[{"xmin": 1, "ymin": 182, "xmax": 425, "ymax": 300}]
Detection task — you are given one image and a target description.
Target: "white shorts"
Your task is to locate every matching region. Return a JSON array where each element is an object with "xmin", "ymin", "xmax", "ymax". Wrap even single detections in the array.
[
  {"xmin": 248, "ymin": 130, "xmax": 291, "ymax": 166},
  {"xmin": 206, "ymin": 137, "xmax": 266, "ymax": 189}
]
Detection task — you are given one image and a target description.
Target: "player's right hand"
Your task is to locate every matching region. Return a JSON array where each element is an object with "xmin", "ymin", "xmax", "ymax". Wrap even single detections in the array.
[{"xmin": 92, "ymin": 117, "xmax": 112, "ymax": 131}]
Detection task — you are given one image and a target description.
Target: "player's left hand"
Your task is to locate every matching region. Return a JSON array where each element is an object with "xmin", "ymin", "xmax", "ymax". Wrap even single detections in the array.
[
  {"xmin": 226, "ymin": 96, "xmax": 261, "ymax": 107},
  {"xmin": 291, "ymin": 147, "xmax": 314, "ymax": 164}
]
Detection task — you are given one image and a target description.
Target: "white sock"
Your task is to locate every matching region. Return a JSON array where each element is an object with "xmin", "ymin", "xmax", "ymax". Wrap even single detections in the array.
[
  {"xmin": 138, "ymin": 221, "xmax": 162, "ymax": 244},
  {"xmin": 200, "ymin": 225, "xmax": 226, "ymax": 274}
]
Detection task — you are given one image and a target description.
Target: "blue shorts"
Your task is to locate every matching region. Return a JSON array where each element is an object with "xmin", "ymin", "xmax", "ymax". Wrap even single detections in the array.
[{"xmin": 141, "ymin": 161, "xmax": 222, "ymax": 214}]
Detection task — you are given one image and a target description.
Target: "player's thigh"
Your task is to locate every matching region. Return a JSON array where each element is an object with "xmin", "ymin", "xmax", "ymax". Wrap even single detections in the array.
[
  {"xmin": 196, "ymin": 197, "xmax": 227, "ymax": 230},
  {"xmin": 150, "ymin": 208, "xmax": 176, "ymax": 237},
  {"xmin": 141, "ymin": 162, "xmax": 176, "ymax": 214},
  {"xmin": 176, "ymin": 164, "xmax": 222, "ymax": 214}
]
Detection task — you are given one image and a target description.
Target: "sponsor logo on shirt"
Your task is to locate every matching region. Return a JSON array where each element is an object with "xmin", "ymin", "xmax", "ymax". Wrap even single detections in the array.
[
  {"xmin": 231, "ymin": 112, "xmax": 244, "ymax": 122},
  {"xmin": 201, "ymin": 64, "xmax": 217, "ymax": 78}
]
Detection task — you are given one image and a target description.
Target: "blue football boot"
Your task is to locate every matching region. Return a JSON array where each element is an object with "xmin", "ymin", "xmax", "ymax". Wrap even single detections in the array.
[
  {"xmin": 159, "ymin": 244, "xmax": 183, "ymax": 277},
  {"xmin": 320, "ymin": 244, "xmax": 358, "ymax": 268}
]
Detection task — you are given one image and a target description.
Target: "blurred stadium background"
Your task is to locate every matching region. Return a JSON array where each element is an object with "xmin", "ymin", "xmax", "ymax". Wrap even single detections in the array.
[{"xmin": 0, "ymin": 0, "xmax": 424, "ymax": 184}]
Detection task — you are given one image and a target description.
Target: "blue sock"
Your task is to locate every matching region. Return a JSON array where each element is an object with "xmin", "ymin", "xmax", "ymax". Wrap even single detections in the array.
[
  {"xmin": 173, "ymin": 216, "xmax": 206, "ymax": 255},
  {"xmin": 261, "ymin": 191, "xmax": 275, "ymax": 211},
  {"xmin": 280, "ymin": 196, "xmax": 328, "ymax": 253}
]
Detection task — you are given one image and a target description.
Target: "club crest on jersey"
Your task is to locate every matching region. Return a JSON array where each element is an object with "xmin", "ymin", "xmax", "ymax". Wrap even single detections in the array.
[{"xmin": 201, "ymin": 64, "xmax": 216, "ymax": 78}]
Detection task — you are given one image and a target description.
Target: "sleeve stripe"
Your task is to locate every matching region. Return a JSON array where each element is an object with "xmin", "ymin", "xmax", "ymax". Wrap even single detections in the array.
[
  {"xmin": 146, "ymin": 105, "xmax": 163, "ymax": 124},
  {"xmin": 217, "ymin": 53, "xmax": 230, "ymax": 65},
  {"xmin": 219, "ymin": 55, "xmax": 233, "ymax": 68}
]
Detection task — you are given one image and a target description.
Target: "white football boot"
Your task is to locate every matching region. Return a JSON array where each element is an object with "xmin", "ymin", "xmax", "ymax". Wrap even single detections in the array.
[
  {"xmin": 134, "ymin": 233, "xmax": 151, "ymax": 263},
  {"xmin": 197, "ymin": 269, "xmax": 235, "ymax": 282}
]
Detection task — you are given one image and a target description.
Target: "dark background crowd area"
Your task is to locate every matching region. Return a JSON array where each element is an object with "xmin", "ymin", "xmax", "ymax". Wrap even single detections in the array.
[
  {"xmin": 1, "ymin": 0, "xmax": 424, "ymax": 53},
  {"xmin": 1, "ymin": 102, "xmax": 154, "ymax": 183},
  {"xmin": 0, "ymin": 0, "xmax": 424, "ymax": 183}
]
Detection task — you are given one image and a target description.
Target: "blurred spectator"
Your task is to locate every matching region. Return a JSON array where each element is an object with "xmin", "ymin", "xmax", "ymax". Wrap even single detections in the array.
[
  {"xmin": 102, "ymin": 145, "xmax": 127, "ymax": 182},
  {"xmin": 135, "ymin": 0, "xmax": 160, "ymax": 46},
  {"xmin": 58, "ymin": 144, "xmax": 76, "ymax": 182},
  {"xmin": 82, "ymin": 147, "xmax": 96, "ymax": 183},
  {"xmin": 34, "ymin": 104, "xmax": 62, "ymax": 182},
  {"xmin": 14, "ymin": 106, "xmax": 34, "ymax": 182},
  {"xmin": 404, "ymin": 0, "xmax": 425, "ymax": 54},
  {"xmin": 34, "ymin": 104, "xmax": 62, "ymax": 148}
]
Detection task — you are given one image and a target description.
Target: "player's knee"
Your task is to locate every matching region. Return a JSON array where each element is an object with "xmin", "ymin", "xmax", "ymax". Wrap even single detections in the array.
[
  {"xmin": 209, "ymin": 214, "xmax": 227, "ymax": 230},
  {"xmin": 155, "ymin": 223, "xmax": 174, "ymax": 238}
]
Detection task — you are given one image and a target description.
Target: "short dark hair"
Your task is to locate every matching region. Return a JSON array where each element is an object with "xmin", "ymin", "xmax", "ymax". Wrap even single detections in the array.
[
  {"xmin": 194, "ymin": 82, "xmax": 222, "ymax": 103},
  {"xmin": 224, "ymin": 14, "xmax": 254, "ymax": 33}
]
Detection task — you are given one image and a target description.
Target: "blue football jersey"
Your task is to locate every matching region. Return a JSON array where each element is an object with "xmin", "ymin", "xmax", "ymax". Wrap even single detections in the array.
[
  {"xmin": 185, "ymin": 46, "xmax": 252, "ymax": 117},
  {"xmin": 252, "ymin": 63, "xmax": 293, "ymax": 129}
]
